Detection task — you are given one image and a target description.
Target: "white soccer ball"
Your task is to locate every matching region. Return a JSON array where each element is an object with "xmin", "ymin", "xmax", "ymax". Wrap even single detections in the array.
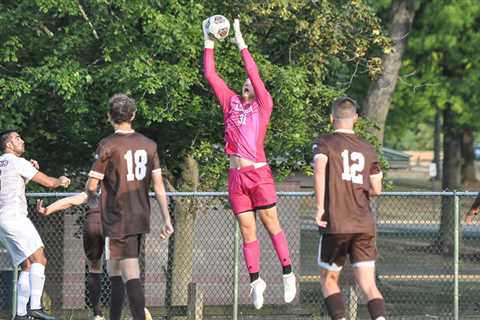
[{"xmin": 206, "ymin": 15, "xmax": 230, "ymax": 40}]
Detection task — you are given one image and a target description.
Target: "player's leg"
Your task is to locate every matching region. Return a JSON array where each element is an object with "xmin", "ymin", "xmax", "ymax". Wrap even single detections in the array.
[
  {"xmin": 257, "ymin": 205, "xmax": 296, "ymax": 303},
  {"xmin": 229, "ymin": 168, "xmax": 267, "ymax": 309},
  {"xmin": 15, "ymin": 259, "xmax": 31, "ymax": 319},
  {"xmin": 318, "ymin": 233, "xmax": 348, "ymax": 320},
  {"xmin": 106, "ymin": 241, "xmax": 124, "ymax": 320},
  {"xmin": 84, "ymin": 214, "xmax": 105, "ymax": 319},
  {"xmin": 351, "ymin": 234, "xmax": 385, "ymax": 320},
  {"xmin": 252, "ymin": 165, "xmax": 295, "ymax": 303},
  {"xmin": 237, "ymin": 211, "xmax": 266, "ymax": 309},
  {"xmin": 27, "ymin": 246, "xmax": 56, "ymax": 320},
  {"xmin": 112, "ymin": 235, "xmax": 145, "ymax": 320}
]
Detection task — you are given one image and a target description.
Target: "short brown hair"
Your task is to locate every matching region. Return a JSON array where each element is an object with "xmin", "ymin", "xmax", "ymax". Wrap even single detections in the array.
[
  {"xmin": 331, "ymin": 96, "xmax": 358, "ymax": 120},
  {"xmin": 108, "ymin": 93, "xmax": 137, "ymax": 124}
]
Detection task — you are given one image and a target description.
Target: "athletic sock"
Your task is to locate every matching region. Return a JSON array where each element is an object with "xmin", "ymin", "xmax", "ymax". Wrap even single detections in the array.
[
  {"xmin": 110, "ymin": 276, "xmax": 124, "ymax": 320},
  {"xmin": 242, "ymin": 240, "xmax": 260, "ymax": 275},
  {"xmin": 270, "ymin": 230, "xmax": 292, "ymax": 268},
  {"xmin": 29, "ymin": 263, "xmax": 46, "ymax": 310},
  {"xmin": 324, "ymin": 292, "xmax": 345, "ymax": 320},
  {"xmin": 87, "ymin": 272, "xmax": 102, "ymax": 316},
  {"xmin": 249, "ymin": 272, "xmax": 259, "ymax": 283},
  {"xmin": 282, "ymin": 265, "xmax": 292, "ymax": 275},
  {"xmin": 125, "ymin": 279, "xmax": 145, "ymax": 320},
  {"xmin": 367, "ymin": 298, "xmax": 386, "ymax": 320},
  {"xmin": 17, "ymin": 271, "xmax": 30, "ymax": 316}
]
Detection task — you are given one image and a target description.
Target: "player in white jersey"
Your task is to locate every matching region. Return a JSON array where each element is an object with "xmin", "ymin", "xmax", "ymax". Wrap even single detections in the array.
[{"xmin": 0, "ymin": 130, "xmax": 70, "ymax": 320}]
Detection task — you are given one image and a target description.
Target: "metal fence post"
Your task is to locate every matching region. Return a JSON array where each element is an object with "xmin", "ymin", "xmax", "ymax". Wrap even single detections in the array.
[
  {"xmin": 453, "ymin": 191, "xmax": 459, "ymax": 320},
  {"xmin": 11, "ymin": 265, "xmax": 18, "ymax": 320},
  {"xmin": 233, "ymin": 220, "xmax": 240, "ymax": 320}
]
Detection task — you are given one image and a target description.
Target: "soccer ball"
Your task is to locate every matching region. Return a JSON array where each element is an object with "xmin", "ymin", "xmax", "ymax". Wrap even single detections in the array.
[{"xmin": 206, "ymin": 15, "xmax": 230, "ymax": 40}]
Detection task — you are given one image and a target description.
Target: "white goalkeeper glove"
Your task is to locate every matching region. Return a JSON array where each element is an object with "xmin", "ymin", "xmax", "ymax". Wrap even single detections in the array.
[
  {"xmin": 233, "ymin": 18, "xmax": 247, "ymax": 51},
  {"xmin": 202, "ymin": 18, "xmax": 215, "ymax": 49}
]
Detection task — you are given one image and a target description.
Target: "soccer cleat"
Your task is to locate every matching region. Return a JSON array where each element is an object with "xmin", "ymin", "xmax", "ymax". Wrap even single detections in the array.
[
  {"xmin": 14, "ymin": 315, "xmax": 31, "ymax": 320},
  {"xmin": 283, "ymin": 272, "xmax": 297, "ymax": 303},
  {"xmin": 128, "ymin": 308, "xmax": 152, "ymax": 320},
  {"xmin": 92, "ymin": 315, "xmax": 105, "ymax": 320},
  {"xmin": 249, "ymin": 278, "xmax": 266, "ymax": 310},
  {"xmin": 28, "ymin": 309, "xmax": 56, "ymax": 320},
  {"xmin": 144, "ymin": 307, "xmax": 152, "ymax": 320}
]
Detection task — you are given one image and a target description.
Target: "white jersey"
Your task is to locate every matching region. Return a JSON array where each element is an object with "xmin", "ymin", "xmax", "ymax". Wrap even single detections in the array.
[{"xmin": 0, "ymin": 153, "xmax": 38, "ymax": 219}]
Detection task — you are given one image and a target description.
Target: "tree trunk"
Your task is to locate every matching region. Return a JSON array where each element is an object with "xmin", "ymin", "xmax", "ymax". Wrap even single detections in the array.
[
  {"xmin": 433, "ymin": 107, "xmax": 442, "ymax": 180},
  {"xmin": 363, "ymin": 0, "xmax": 417, "ymax": 143},
  {"xmin": 165, "ymin": 155, "xmax": 199, "ymax": 318},
  {"xmin": 436, "ymin": 105, "xmax": 462, "ymax": 254},
  {"xmin": 461, "ymin": 127, "xmax": 477, "ymax": 185}
]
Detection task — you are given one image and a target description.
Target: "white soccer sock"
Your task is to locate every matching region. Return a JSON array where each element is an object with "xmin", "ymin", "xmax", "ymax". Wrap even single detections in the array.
[
  {"xmin": 29, "ymin": 263, "xmax": 46, "ymax": 310},
  {"xmin": 17, "ymin": 271, "xmax": 30, "ymax": 316}
]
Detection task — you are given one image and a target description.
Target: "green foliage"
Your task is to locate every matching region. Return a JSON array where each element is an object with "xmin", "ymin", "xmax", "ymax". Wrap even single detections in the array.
[
  {"xmin": 385, "ymin": 0, "xmax": 480, "ymax": 149},
  {"xmin": 0, "ymin": 0, "xmax": 388, "ymax": 189}
]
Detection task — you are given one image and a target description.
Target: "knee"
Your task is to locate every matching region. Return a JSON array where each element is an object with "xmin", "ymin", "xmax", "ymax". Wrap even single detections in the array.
[
  {"xmin": 89, "ymin": 260, "xmax": 102, "ymax": 272},
  {"xmin": 320, "ymin": 271, "xmax": 339, "ymax": 288},
  {"xmin": 359, "ymin": 283, "xmax": 382, "ymax": 299}
]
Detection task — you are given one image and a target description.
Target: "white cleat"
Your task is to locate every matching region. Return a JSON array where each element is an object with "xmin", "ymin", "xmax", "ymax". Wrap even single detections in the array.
[
  {"xmin": 249, "ymin": 278, "xmax": 267, "ymax": 310},
  {"xmin": 144, "ymin": 308, "xmax": 152, "ymax": 320},
  {"xmin": 92, "ymin": 316, "xmax": 105, "ymax": 320},
  {"xmin": 283, "ymin": 272, "xmax": 297, "ymax": 303}
]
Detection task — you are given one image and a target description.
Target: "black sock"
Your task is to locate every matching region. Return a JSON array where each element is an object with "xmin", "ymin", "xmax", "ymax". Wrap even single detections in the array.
[
  {"xmin": 110, "ymin": 276, "xmax": 124, "ymax": 320},
  {"xmin": 282, "ymin": 264, "xmax": 292, "ymax": 275},
  {"xmin": 126, "ymin": 279, "xmax": 145, "ymax": 320},
  {"xmin": 88, "ymin": 273, "xmax": 102, "ymax": 316},
  {"xmin": 324, "ymin": 292, "xmax": 345, "ymax": 320},
  {"xmin": 249, "ymin": 272, "xmax": 259, "ymax": 283},
  {"xmin": 367, "ymin": 298, "xmax": 385, "ymax": 320}
]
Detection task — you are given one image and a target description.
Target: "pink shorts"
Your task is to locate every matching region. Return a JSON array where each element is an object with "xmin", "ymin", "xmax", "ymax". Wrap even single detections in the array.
[{"xmin": 228, "ymin": 165, "xmax": 277, "ymax": 215}]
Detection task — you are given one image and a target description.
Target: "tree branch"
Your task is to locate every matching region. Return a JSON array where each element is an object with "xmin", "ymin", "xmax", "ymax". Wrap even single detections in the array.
[{"xmin": 78, "ymin": 2, "xmax": 99, "ymax": 40}]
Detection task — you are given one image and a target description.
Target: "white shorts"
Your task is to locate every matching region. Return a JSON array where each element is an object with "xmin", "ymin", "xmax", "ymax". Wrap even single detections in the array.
[{"xmin": 0, "ymin": 216, "xmax": 44, "ymax": 266}]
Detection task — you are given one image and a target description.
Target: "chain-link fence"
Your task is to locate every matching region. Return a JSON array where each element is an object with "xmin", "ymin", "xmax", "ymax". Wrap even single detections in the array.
[{"xmin": 1, "ymin": 192, "xmax": 480, "ymax": 319}]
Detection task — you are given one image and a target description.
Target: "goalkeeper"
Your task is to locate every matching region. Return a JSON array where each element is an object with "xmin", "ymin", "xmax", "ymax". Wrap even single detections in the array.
[{"xmin": 202, "ymin": 17, "xmax": 296, "ymax": 309}]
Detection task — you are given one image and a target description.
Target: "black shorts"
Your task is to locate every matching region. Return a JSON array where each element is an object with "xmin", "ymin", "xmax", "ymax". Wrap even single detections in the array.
[
  {"xmin": 317, "ymin": 233, "xmax": 377, "ymax": 271},
  {"xmin": 105, "ymin": 234, "xmax": 143, "ymax": 260},
  {"xmin": 83, "ymin": 214, "xmax": 105, "ymax": 261}
]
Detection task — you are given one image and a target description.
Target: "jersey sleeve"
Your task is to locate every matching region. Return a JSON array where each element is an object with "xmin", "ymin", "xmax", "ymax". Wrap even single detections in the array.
[
  {"xmin": 15, "ymin": 158, "xmax": 38, "ymax": 182},
  {"xmin": 203, "ymin": 48, "xmax": 236, "ymax": 112},
  {"xmin": 241, "ymin": 48, "xmax": 273, "ymax": 111},
  {"xmin": 312, "ymin": 138, "xmax": 329, "ymax": 161},
  {"xmin": 88, "ymin": 141, "xmax": 110, "ymax": 180}
]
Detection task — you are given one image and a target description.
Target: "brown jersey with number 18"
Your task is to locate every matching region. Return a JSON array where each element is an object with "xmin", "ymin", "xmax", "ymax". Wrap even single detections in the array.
[
  {"xmin": 312, "ymin": 129, "xmax": 382, "ymax": 234},
  {"xmin": 88, "ymin": 130, "xmax": 162, "ymax": 238}
]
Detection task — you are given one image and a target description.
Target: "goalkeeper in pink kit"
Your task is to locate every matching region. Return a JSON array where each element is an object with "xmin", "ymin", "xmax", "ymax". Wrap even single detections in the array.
[{"xmin": 203, "ymin": 18, "xmax": 296, "ymax": 309}]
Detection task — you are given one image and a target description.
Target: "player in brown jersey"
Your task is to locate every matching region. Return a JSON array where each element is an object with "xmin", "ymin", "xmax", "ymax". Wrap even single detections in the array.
[
  {"xmin": 85, "ymin": 93, "xmax": 173, "ymax": 320},
  {"xmin": 36, "ymin": 192, "xmax": 106, "ymax": 320},
  {"xmin": 312, "ymin": 97, "xmax": 385, "ymax": 320}
]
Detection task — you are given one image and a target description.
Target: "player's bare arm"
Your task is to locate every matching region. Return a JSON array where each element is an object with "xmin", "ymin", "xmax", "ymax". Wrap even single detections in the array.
[
  {"xmin": 465, "ymin": 193, "xmax": 480, "ymax": 224},
  {"xmin": 152, "ymin": 172, "xmax": 174, "ymax": 240},
  {"xmin": 369, "ymin": 173, "xmax": 383, "ymax": 197},
  {"xmin": 37, "ymin": 192, "xmax": 87, "ymax": 217},
  {"xmin": 85, "ymin": 177, "xmax": 100, "ymax": 208},
  {"xmin": 31, "ymin": 171, "xmax": 70, "ymax": 189},
  {"xmin": 314, "ymin": 154, "xmax": 328, "ymax": 228}
]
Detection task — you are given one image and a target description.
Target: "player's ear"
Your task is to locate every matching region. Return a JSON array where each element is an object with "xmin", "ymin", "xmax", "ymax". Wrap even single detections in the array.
[{"xmin": 353, "ymin": 113, "xmax": 359, "ymax": 124}]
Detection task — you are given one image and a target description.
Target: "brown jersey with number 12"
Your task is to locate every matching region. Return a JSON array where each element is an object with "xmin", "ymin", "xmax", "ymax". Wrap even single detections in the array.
[{"xmin": 312, "ymin": 129, "xmax": 382, "ymax": 234}]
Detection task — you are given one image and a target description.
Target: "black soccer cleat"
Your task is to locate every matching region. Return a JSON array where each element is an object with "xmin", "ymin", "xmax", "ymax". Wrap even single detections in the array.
[
  {"xmin": 14, "ymin": 315, "xmax": 31, "ymax": 320},
  {"xmin": 28, "ymin": 309, "xmax": 56, "ymax": 320}
]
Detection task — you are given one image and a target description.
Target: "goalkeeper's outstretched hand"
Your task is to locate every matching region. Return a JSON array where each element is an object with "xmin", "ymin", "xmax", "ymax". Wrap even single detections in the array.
[
  {"xmin": 233, "ymin": 18, "xmax": 247, "ymax": 51},
  {"xmin": 202, "ymin": 18, "xmax": 215, "ymax": 49}
]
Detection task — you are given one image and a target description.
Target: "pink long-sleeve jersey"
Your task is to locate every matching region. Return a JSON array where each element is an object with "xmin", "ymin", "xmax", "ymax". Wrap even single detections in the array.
[{"xmin": 203, "ymin": 48, "xmax": 273, "ymax": 163}]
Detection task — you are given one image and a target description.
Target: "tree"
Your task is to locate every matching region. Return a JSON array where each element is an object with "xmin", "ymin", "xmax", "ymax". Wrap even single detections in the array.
[{"xmin": 363, "ymin": 0, "xmax": 418, "ymax": 143}]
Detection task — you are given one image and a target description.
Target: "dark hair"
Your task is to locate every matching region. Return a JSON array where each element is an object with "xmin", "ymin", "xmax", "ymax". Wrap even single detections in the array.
[
  {"xmin": 331, "ymin": 96, "xmax": 358, "ymax": 120},
  {"xmin": 108, "ymin": 93, "xmax": 137, "ymax": 124},
  {"xmin": 0, "ymin": 129, "xmax": 17, "ymax": 152}
]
